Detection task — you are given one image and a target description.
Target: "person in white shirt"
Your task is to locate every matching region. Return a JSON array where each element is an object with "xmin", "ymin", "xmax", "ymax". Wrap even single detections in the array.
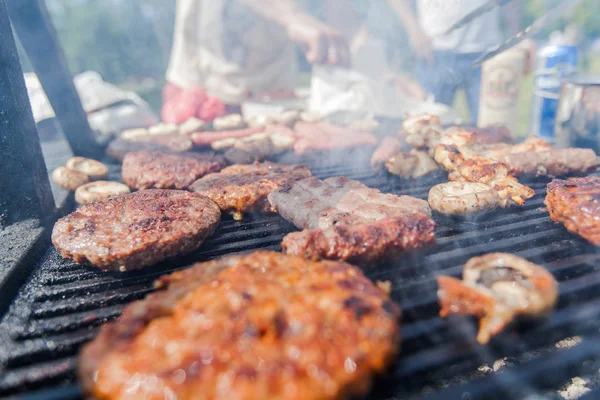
[
  {"xmin": 388, "ymin": 0, "xmax": 522, "ymax": 122},
  {"xmin": 166, "ymin": 0, "xmax": 350, "ymax": 110}
]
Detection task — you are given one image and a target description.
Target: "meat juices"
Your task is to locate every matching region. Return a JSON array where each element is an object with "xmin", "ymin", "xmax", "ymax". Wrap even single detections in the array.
[
  {"xmin": 269, "ymin": 176, "xmax": 435, "ymax": 263},
  {"xmin": 78, "ymin": 251, "xmax": 401, "ymax": 400},
  {"xmin": 190, "ymin": 162, "xmax": 312, "ymax": 220},
  {"xmin": 122, "ymin": 150, "xmax": 226, "ymax": 190},
  {"xmin": 52, "ymin": 190, "xmax": 221, "ymax": 271},
  {"xmin": 437, "ymin": 253, "xmax": 558, "ymax": 344},
  {"xmin": 545, "ymin": 176, "xmax": 600, "ymax": 245}
]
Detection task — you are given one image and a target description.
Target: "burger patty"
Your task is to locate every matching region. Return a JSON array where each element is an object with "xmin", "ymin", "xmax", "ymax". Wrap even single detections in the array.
[
  {"xmin": 122, "ymin": 150, "xmax": 227, "ymax": 190},
  {"xmin": 268, "ymin": 176, "xmax": 435, "ymax": 263},
  {"xmin": 190, "ymin": 162, "xmax": 312, "ymax": 220},
  {"xmin": 545, "ymin": 176, "xmax": 600, "ymax": 245},
  {"xmin": 79, "ymin": 251, "xmax": 401, "ymax": 400},
  {"xmin": 52, "ymin": 190, "xmax": 221, "ymax": 271}
]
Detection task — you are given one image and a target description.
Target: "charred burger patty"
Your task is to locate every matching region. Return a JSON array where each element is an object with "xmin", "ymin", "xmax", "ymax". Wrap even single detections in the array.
[
  {"xmin": 122, "ymin": 150, "xmax": 226, "ymax": 190},
  {"xmin": 52, "ymin": 190, "xmax": 221, "ymax": 271},
  {"xmin": 79, "ymin": 251, "xmax": 401, "ymax": 400}
]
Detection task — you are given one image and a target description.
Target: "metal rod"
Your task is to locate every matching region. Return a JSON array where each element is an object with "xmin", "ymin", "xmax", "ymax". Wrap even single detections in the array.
[
  {"xmin": 7, "ymin": 0, "xmax": 100, "ymax": 158},
  {"xmin": 0, "ymin": 0, "xmax": 55, "ymax": 226}
]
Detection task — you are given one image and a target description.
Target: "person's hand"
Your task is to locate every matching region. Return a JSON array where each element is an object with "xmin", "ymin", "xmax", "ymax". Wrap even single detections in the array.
[
  {"xmin": 407, "ymin": 26, "xmax": 433, "ymax": 63},
  {"xmin": 285, "ymin": 15, "xmax": 350, "ymax": 67}
]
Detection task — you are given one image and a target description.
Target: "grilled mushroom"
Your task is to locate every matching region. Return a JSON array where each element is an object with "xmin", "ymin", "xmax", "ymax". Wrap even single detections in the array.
[
  {"xmin": 51, "ymin": 167, "xmax": 90, "ymax": 191},
  {"xmin": 65, "ymin": 157, "xmax": 109, "ymax": 180},
  {"xmin": 299, "ymin": 111, "xmax": 323, "ymax": 123},
  {"xmin": 213, "ymin": 114, "xmax": 245, "ymax": 131},
  {"xmin": 120, "ymin": 128, "xmax": 149, "ymax": 140},
  {"xmin": 428, "ymin": 182, "xmax": 499, "ymax": 215},
  {"xmin": 437, "ymin": 253, "xmax": 558, "ymax": 344},
  {"xmin": 75, "ymin": 181, "xmax": 131, "ymax": 205},
  {"xmin": 276, "ymin": 110, "xmax": 301, "ymax": 126}
]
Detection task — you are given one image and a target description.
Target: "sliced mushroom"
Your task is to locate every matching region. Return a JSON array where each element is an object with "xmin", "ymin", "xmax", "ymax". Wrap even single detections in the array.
[
  {"xmin": 437, "ymin": 253, "xmax": 558, "ymax": 344},
  {"xmin": 213, "ymin": 114, "xmax": 245, "ymax": 131},
  {"xmin": 75, "ymin": 181, "xmax": 131, "ymax": 205},
  {"xmin": 65, "ymin": 157, "xmax": 109, "ymax": 180},
  {"xmin": 179, "ymin": 117, "xmax": 206, "ymax": 135},
  {"xmin": 51, "ymin": 167, "xmax": 90, "ymax": 191},
  {"xmin": 149, "ymin": 122, "xmax": 180, "ymax": 136},
  {"xmin": 428, "ymin": 182, "xmax": 499, "ymax": 215}
]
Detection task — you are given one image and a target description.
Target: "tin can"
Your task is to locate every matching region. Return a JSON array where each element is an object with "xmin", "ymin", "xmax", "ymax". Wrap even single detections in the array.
[
  {"xmin": 478, "ymin": 47, "xmax": 527, "ymax": 135},
  {"xmin": 530, "ymin": 45, "xmax": 578, "ymax": 140},
  {"xmin": 555, "ymin": 75, "xmax": 600, "ymax": 151}
]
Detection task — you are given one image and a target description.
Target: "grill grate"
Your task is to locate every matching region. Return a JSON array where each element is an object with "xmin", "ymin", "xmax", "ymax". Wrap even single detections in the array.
[{"xmin": 2, "ymin": 160, "xmax": 600, "ymax": 399}]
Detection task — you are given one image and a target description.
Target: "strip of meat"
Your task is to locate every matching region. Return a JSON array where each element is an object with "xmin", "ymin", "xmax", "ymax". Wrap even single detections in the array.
[
  {"xmin": 293, "ymin": 122, "xmax": 377, "ymax": 154},
  {"xmin": 190, "ymin": 127, "xmax": 265, "ymax": 147},
  {"xmin": 371, "ymin": 137, "xmax": 402, "ymax": 172},
  {"xmin": 545, "ymin": 176, "xmax": 600, "ymax": 245},
  {"xmin": 79, "ymin": 251, "xmax": 401, "ymax": 400},
  {"xmin": 501, "ymin": 148, "xmax": 598, "ymax": 177},
  {"xmin": 282, "ymin": 216, "xmax": 436, "ymax": 264},
  {"xmin": 269, "ymin": 176, "xmax": 431, "ymax": 230}
]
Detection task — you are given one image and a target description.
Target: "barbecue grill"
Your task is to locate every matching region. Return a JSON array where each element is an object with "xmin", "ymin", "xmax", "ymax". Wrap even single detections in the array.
[{"xmin": 3, "ymin": 1, "xmax": 600, "ymax": 399}]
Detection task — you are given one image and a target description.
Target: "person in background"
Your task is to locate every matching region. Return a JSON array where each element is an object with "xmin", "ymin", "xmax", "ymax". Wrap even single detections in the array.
[
  {"xmin": 389, "ymin": 0, "xmax": 523, "ymax": 123},
  {"xmin": 162, "ymin": 0, "xmax": 350, "ymax": 124}
]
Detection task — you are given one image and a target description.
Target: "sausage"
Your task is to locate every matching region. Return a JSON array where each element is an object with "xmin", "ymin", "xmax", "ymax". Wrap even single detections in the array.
[{"xmin": 190, "ymin": 127, "xmax": 265, "ymax": 147}]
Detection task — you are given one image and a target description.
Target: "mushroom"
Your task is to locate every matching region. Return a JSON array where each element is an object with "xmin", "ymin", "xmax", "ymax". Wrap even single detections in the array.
[
  {"xmin": 51, "ymin": 167, "xmax": 89, "ymax": 191},
  {"xmin": 213, "ymin": 114, "xmax": 245, "ymax": 131},
  {"xmin": 148, "ymin": 122, "xmax": 180, "ymax": 136},
  {"xmin": 75, "ymin": 181, "xmax": 131, "ymax": 205},
  {"xmin": 437, "ymin": 253, "xmax": 558, "ymax": 344},
  {"xmin": 428, "ymin": 182, "xmax": 499, "ymax": 215},
  {"xmin": 246, "ymin": 115, "xmax": 276, "ymax": 128},
  {"xmin": 65, "ymin": 157, "xmax": 109, "ymax": 180}
]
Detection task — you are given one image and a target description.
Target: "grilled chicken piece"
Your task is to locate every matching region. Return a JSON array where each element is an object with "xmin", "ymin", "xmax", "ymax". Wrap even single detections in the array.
[
  {"xmin": 428, "ymin": 182, "xmax": 499, "ymax": 215},
  {"xmin": 545, "ymin": 176, "xmax": 600, "ymax": 245},
  {"xmin": 385, "ymin": 150, "xmax": 439, "ymax": 179},
  {"xmin": 371, "ymin": 137, "xmax": 402, "ymax": 172},
  {"xmin": 79, "ymin": 251, "xmax": 401, "ymax": 400},
  {"xmin": 269, "ymin": 176, "xmax": 434, "ymax": 263},
  {"xmin": 437, "ymin": 253, "xmax": 558, "ymax": 344},
  {"xmin": 434, "ymin": 130, "xmax": 535, "ymax": 207}
]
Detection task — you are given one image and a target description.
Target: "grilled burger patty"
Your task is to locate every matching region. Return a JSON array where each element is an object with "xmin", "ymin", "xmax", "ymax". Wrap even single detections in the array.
[
  {"xmin": 79, "ymin": 251, "xmax": 401, "ymax": 400},
  {"xmin": 52, "ymin": 190, "xmax": 221, "ymax": 271},
  {"xmin": 190, "ymin": 162, "xmax": 312, "ymax": 220},
  {"xmin": 106, "ymin": 136, "xmax": 193, "ymax": 162},
  {"xmin": 122, "ymin": 150, "xmax": 226, "ymax": 190},
  {"xmin": 545, "ymin": 176, "xmax": 600, "ymax": 245}
]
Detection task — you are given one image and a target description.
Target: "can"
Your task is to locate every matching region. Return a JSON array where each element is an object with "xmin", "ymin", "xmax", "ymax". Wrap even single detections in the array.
[
  {"xmin": 555, "ymin": 75, "xmax": 600, "ymax": 151},
  {"xmin": 478, "ymin": 47, "xmax": 527, "ymax": 136},
  {"xmin": 530, "ymin": 45, "xmax": 578, "ymax": 140}
]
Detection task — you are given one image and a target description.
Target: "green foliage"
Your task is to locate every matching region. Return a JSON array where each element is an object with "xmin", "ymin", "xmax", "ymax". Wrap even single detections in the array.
[
  {"xmin": 522, "ymin": 0, "xmax": 600, "ymax": 39},
  {"xmin": 45, "ymin": 0, "xmax": 175, "ymax": 84}
]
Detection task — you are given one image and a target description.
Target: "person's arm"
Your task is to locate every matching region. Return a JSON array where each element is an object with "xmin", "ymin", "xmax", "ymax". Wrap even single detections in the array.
[
  {"xmin": 238, "ymin": 0, "xmax": 350, "ymax": 66},
  {"xmin": 385, "ymin": 0, "xmax": 433, "ymax": 62}
]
